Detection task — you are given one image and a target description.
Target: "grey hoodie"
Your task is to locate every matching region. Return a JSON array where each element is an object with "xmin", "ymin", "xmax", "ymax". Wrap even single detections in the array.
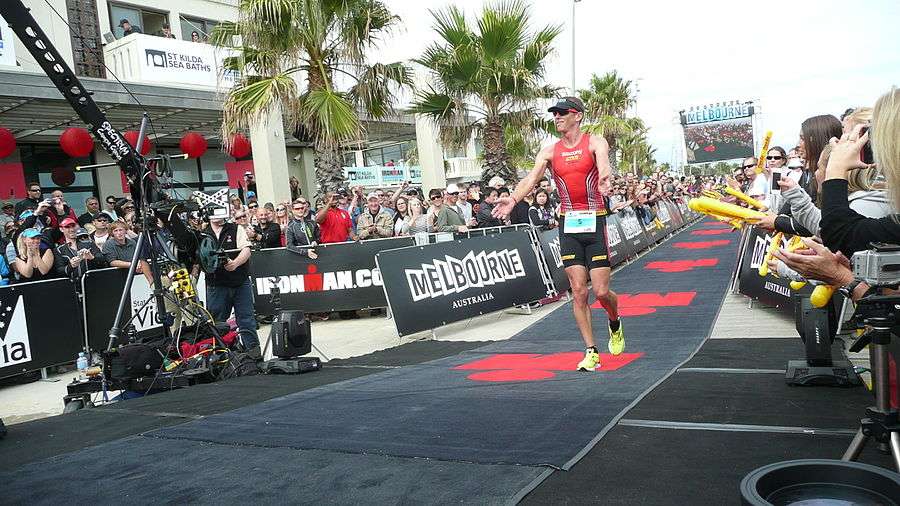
[
  {"xmin": 780, "ymin": 185, "xmax": 892, "ymax": 235},
  {"xmin": 848, "ymin": 190, "xmax": 892, "ymax": 219}
]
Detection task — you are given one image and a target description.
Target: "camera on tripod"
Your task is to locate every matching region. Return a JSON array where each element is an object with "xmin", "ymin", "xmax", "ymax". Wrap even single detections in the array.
[
  {"xmin": 852, "ymin": 243, "xmax": 900, "ymax": 289},
  {"xmin": 846, "ymin": 243, "xmax": 900, "ymax": 331}
]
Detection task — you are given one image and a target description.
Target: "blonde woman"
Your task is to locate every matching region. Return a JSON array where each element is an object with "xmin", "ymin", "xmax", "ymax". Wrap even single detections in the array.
[
  {"xmin": 13, "ymin": 228, "xmax": 54, "ymax": 281},
  {"xmin": 399, "ymin": 197, "xmax": 428, "ymax": 235}
]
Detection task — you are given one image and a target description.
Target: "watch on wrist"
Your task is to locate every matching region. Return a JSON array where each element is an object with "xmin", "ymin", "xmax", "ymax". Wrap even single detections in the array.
[{"xmin": 839, "ymin": 278, "xmax": 863, "ymax": 299}]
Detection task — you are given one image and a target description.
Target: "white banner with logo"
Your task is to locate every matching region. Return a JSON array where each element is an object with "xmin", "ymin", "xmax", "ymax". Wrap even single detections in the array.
[
  {"xmin": 0, "ymin": 15, "xmax": 18, "ymax": 68},
  {"xmin": 115, "ymin": 34, "xmax": 236, "ymax": 88}
]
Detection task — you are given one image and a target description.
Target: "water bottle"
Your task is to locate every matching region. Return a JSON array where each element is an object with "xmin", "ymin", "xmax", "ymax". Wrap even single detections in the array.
[{"xmin": 76, "ymin": 352, "xmax": 88, "ymax": 380}]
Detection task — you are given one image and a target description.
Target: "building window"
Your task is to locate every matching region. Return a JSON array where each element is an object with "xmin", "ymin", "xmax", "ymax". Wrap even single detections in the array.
[
  {"xmin": 18, "ymin": 145, "xmax": 98, "ymax": 216},
  {"xmin": 159, "ymin": 148, "xmax": 229, "ymax": 194},
  {"xmin": 179, "ymin": 16, "xmax": 218, "ymax": 42},
  {"xmin": 67, "ymin": 0, "xmax": 105, "ymax": 78},
  {"xmin": 108, "ymin": 3, "xmax": 168, "ymax": 39},
  {"xmin": 363, "ymin": 141, "xmax": 415, "ymax": 166}
]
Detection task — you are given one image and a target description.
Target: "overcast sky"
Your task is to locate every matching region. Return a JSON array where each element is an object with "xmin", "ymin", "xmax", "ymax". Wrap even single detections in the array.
[{"xmin": 373, "ymin": 0, "xmax": 900, "ymax": 166}]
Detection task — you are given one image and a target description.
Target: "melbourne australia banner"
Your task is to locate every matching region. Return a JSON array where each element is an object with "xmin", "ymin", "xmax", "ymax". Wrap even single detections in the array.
[
  {"xmin": 251, "ymin": 237, "xmax": 415, "ymax": 314},
  {"xmin": 681, "ymin": 102, "xmax": 754, "ymax": 163},
  {"xmin": 737, "ymin": 227, "xmax": 812, "ymax": 312},
  {"xmin": 377, "ymin": 230, "xmax": 549, "ymax": 336}
]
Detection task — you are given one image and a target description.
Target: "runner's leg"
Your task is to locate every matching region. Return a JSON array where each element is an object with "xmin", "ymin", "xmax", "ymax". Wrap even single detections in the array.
[
  {"xmin": 589, "ymin": 267, "xmax": 618, "ymax": 321},
  {"xmin": 566, "ymin": 265, "xmax": 594, "ymax": 348}
]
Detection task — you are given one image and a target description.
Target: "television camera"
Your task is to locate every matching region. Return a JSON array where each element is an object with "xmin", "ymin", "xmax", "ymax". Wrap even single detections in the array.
[{"xmin": 842, "ymin": 243, "xmax": 900, "ymax": 470}]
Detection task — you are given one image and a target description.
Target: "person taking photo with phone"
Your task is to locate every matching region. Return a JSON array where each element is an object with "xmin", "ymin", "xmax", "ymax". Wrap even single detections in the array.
[{"xmin": 54, "ymin": 218, "xmax": 107, "ymax": 284}]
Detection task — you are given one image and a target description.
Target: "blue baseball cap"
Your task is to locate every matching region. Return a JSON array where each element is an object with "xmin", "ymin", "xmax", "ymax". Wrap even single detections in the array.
[
  {"xmin": 18, "ymin": 210, "xmax": 33, "ymax": 221},
  {"xmin": 21, "ymin": 228, "xmax": 41, "ymax": 239},
  {"xmin": 247, "ymin": 191, "xmax": 256, "ymax": 198}
]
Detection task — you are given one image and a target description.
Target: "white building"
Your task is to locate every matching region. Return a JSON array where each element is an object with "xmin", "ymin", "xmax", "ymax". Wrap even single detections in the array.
[{"xmin": 0, "ymin": 0, "xmax": 480, "ymax": 215}]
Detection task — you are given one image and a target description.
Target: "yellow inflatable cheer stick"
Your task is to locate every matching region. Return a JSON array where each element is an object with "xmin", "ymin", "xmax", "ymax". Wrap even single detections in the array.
[
  {"xmin": 787, "ymin": 235, "xmax": 806, "ymax": 252},
  {"xmin": 758, "ymin": 232, "xmax": 783, "ymax": 277},
  {"xmin": 724, "ymin": 186, "xmax": 767, "ymax": 210},
  {"xmin": 702, "ymin": 189, "xmax": 726, "ymax": 200},
  {"xmin": 756, "ymin": 131, "xmax": 773, "ymax": 174},
  {"xmin": 811, "ymin": 285, "xmax": 835, "ymax": 308},
  {"xmin": 689, "ymin": 197, "xmax": 767, "ymax": 221},
  {"xmin": 786, "ymin": 236, "xmax": 810, "ymax": 289}
]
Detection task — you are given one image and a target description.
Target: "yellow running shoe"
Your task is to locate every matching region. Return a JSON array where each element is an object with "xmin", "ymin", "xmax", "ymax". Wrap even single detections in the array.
[
  {"xmin": 608, "ymin": 321, "xmax": 625, "ymax": 355},
  {"xmin": 577, "ymin": 348, "xmax": 600, "ymax": 371}
]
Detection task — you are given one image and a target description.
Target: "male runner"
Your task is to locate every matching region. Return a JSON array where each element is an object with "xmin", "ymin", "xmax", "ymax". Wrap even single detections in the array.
[{"xmin": 493, "ymin": 96, "xmax": 623, "ymax": 371}]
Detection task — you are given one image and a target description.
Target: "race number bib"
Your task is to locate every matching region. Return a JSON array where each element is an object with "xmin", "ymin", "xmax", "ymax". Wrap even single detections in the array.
[{"xmin": 564, "ymin": 211, "xmax": 596, "ymax": 233}]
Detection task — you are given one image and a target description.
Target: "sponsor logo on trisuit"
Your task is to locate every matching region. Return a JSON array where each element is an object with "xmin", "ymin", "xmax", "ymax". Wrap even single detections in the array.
[{"xmin": 405, "ymin": 249, "xmax": 526, "ymax": 301}]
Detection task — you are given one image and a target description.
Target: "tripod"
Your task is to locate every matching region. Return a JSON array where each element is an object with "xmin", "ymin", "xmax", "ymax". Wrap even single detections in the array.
[
  {"xmin": 842, "ymin": 316, "xmax": 900, "ymax": 471},
  {"xmin": 104, "ymin": 115, "xmax": 170, "ymax": 350}
]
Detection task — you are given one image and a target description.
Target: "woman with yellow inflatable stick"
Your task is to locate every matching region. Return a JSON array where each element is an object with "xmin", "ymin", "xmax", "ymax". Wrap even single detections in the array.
[{"xmin": 772, "ymin": 88, "xmax": 900, "ymax": 306}]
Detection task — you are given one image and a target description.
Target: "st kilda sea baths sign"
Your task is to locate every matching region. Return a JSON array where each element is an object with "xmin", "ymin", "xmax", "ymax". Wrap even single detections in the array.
[{"xmin": 377, "ymin": 230, "xmax": 547, "ymax": 336}]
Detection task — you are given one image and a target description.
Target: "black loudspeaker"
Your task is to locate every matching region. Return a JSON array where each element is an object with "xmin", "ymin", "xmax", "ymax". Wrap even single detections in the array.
[
  {"xmin": 270, "ymin": 310, "xmax": 311, "ymax": 358},
  {"xmin": 786, "ymin": 295, "xmax": 859, "ymax": 387}
]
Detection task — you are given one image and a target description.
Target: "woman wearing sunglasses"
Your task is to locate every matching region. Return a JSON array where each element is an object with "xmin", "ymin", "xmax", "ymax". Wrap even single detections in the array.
[{"xmin": 274, "ymin": 204, "xmax": 289, "ymax": 247}]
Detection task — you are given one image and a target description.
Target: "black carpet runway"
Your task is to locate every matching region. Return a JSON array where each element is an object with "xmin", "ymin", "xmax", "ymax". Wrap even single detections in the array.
[{"xmin": 5, "ymin": 219, "xmax": 881, "ymax": 504}]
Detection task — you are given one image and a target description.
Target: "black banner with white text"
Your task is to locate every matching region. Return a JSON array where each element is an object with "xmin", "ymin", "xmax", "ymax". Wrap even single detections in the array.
[
  {"xmin": 251, "ymin": 237, "xmax": 415, "ymax": 314},
  {"xmin": 737, "ymin": 227, "xmax": 812, "ymax": 312},
  {"xmin": 0, "ymin": 279, "xmax": 82, "ymax": 379},
  {"xmin": 377, "ymin": 231, "xmax": 549, "ymax": 336}
]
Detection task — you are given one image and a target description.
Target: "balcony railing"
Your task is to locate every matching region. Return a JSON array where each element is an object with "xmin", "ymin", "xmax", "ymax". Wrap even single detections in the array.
[
  {"xmin": 103, "ymin": 34, "xmax": 236, "ymax": 89},
  {"xmin": 343, "ymin": 164, "xmax": 422, "ymax": 187},
  {"xmin": 444, "ymin": 157, "xmax": 481, "ymax": 180}
]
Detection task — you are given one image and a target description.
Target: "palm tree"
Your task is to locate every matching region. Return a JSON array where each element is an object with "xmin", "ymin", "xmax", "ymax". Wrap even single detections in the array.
[
  {"xmin": 578, "ymin": 71, "xmax": 637, "ymax": 172},
  {"xmin": 618, "ymin": 126, "xmax": 656, "ymax": 176},
  {"xmin": 409, "ymin": 0, "xmax": 561, "ymax": 184},
  {"xmin": 212, "ymin": 0, "xmax": 413, "ymax": 193}
]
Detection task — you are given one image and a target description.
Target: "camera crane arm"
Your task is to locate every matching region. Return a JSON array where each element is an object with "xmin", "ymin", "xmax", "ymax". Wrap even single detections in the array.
[{"xmin": 0, "ymin": 1, "xmax": 144, "ymax": 195}]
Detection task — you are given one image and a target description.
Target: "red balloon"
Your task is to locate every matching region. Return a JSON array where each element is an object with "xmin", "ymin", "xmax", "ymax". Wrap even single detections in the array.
[
  {"xmin": 0, "ymin": 128, "xmax": 16, "ymax": 158},
  {"xmin": 51, "ymin": 167, "xmax": 75, "ymax": 187},
  {"xmin": 229, "ymin": 134, "xmax": 251, "ymax": 159},
  {"xmin": 123, "ymin": 130, "xmax": 152, "ymax": 155},
  {"xmin": 59, "ymin": 127, "xmax": 94, "ymax": 158},
  {"xmin": 179, "ymin": 132, "xmax": 208, "ymax": 158}
]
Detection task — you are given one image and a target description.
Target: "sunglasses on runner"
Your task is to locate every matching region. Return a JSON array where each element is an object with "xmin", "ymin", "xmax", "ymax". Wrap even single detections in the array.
[
  {"xmin": 766, "ymin": 156, "xmax": 783, "ymax": 161},
  {"xmin": 742, "ymin": 164, "xmax": 756, "ymax": 169},
  {"xmin": 552, "ymin": 109, "xmax": 579, "ymax": 118}
]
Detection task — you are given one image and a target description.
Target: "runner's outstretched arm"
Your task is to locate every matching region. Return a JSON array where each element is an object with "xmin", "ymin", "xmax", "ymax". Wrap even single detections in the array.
[
  {"xmin": 492, "ymin": 145, "xmax": 554, "ymax": 219},
  {"xmin": 590, "ymin": 135, "xmax": 613, "ymax": 196}
]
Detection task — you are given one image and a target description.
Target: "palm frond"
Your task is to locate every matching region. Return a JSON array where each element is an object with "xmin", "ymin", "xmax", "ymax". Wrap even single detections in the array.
[
  {"xmin": 349, "ymin": 62, "xmax": 414, "ymax": 119},
  {"xmin": 297, "ymin": 88, "xmax": 362, "ymax": 147},
  {"xmin": 430, "ymin": 5, "xmax": 471, "ymax": 48},
  {"xmin": 476, "ymin": 0, "xmax": 527, "ymax": 64},
  {"xmin": 222, "ymin": 74, "xmax": 299, "ymax": 136}
]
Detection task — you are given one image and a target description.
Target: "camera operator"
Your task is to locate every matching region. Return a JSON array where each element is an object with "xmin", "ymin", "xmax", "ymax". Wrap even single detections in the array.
[
  {"xmin": 773, "ymin": 88, "xmax": 900, "ymax": 301},
  {"xmin": 205, "ymin": 211, "xmax": 260, "ymax": 357},
  {"xmin": 54, "ymin": 219, "xmax": 107, "ymax": 283}
]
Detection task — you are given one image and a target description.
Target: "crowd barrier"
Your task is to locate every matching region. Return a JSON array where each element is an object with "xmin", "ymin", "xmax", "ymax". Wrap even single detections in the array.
[
  {"xmin": 734, "ymin": 227, "xmax": 814, "ymax": 312},
  {"xmin": 250, "ymin": 236, "xmax": 415, "ymax": 314},
  {"xmin": 377, "ymin": 198, "xmax": 701, "ymax": 336},
  {"xmin": 0, "ymin": 279, "xmax": 81, "ymax": 379},
  {"xmin": 0, "ymin": 198, "xmax": 699, "ymax": 379}
]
